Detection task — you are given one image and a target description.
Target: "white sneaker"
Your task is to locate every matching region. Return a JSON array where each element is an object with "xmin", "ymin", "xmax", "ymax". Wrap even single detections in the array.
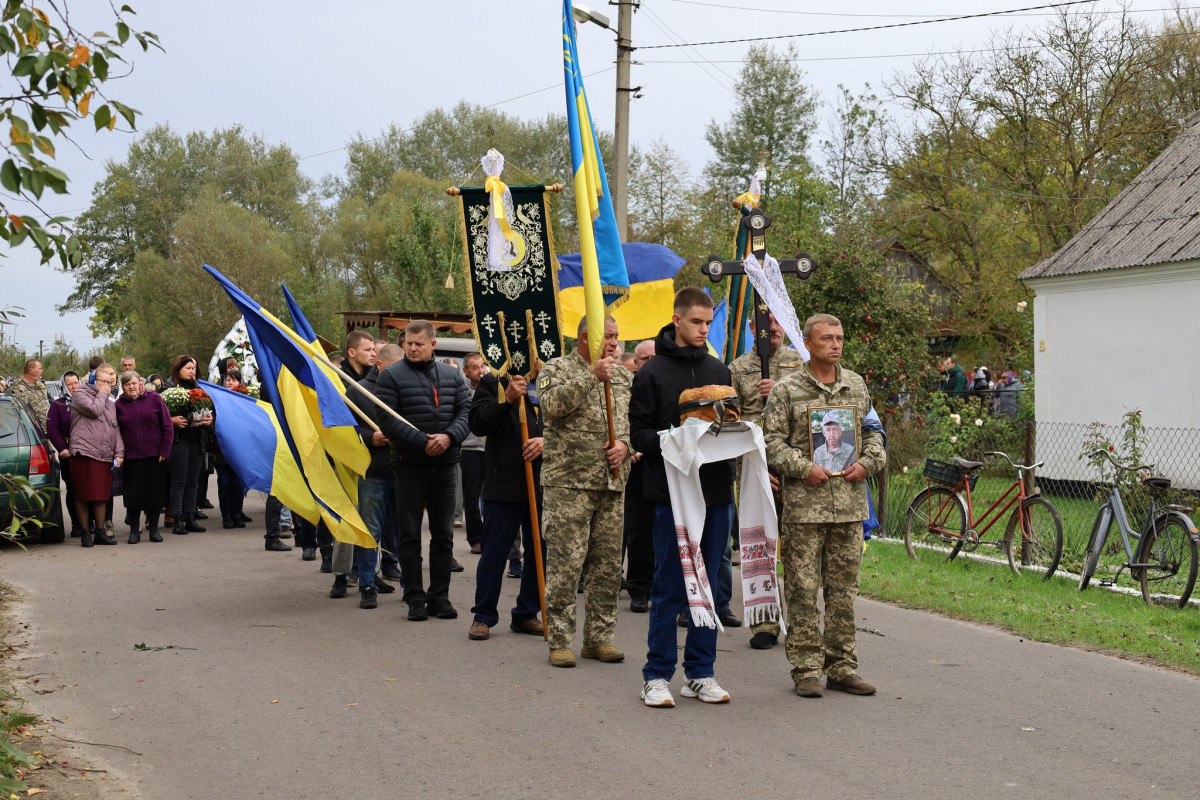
[
  {"xmin": 681, "ymin": 677, "xmax": 731, "ymax": 704},
  {"xmin": 641, "ymin": 679, "xmax": 675, "ymax": 708}
]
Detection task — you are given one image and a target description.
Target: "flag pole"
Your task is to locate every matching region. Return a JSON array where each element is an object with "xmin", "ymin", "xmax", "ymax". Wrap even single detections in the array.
[
  {"xmin": 517, "ymin": 399, "xmax": 549, "ymax": 638},
  {"xmin": 306, "ymin": 348, "xmax": 420, "ymax": 432}
]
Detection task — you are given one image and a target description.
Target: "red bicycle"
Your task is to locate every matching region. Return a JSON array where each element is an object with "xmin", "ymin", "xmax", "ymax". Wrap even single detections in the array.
[{"xmin": 904, "ymin": 451, "xmax": 1063, "ymax": 578}]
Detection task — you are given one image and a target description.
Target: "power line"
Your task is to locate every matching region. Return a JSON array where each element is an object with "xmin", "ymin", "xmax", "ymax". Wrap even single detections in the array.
[
  {"xmin": 638, "ymin": 4, "xmax": 735, "ymax": 95},
  {"xmin": 660, "ymin": 0, "xmax": 1186, "ymax": 17},
  {"xmin": 638, "ymin": 0, "xmax": 1100, "ymax": 49}
]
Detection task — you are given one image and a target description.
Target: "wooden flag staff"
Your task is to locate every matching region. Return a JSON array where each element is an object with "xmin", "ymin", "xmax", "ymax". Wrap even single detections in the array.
[{"xmin": 517, "ymin": 397, "xmax": 549, "ymax": 639}]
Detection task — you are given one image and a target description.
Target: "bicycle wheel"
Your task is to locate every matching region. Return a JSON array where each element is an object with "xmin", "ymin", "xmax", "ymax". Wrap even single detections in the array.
[
  {"xmin": 1137, "ymin": 515, "xmax": 1199, "ymax": 608},
  {"xmin": 904, "ymin": 486, "xmax": 966, "ymax": 561},
  {"xmin": 1003, "ymin": 496, "xmax": 1063, "ymax": 579},
  {"xmin": 1078, "ymin": 509, "xmax": 1109, "ymax": 591}
]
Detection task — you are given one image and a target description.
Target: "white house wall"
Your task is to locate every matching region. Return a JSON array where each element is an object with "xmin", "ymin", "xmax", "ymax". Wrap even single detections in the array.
[{"xmin": 1028, "ymin": 261, "xmax": 1200, "ymax": 485}]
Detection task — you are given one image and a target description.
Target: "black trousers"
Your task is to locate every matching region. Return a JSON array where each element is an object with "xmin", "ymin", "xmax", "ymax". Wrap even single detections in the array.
[
  {"xmin": 623, "ymin": 469, "xmax": 655, "ymax": 601},
  {"xmin": 168, "ymin": 438, "xmax": 202, "ymax": 516},
  {"xmin": 460, "ymin": 450, "xmax": 485, "ymax": 546},
  {"xmin": 394, "ymin": 461, "xmax": 457, "ymax": 605}
]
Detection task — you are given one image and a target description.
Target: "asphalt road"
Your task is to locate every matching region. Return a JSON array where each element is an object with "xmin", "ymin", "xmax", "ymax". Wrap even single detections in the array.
[{"xmin": 3, "ymin": 492, "xmax": 1199, "ymax": 799}]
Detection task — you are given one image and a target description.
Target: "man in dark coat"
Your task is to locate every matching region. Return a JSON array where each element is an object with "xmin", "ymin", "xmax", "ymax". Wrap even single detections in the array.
[{"xmin": 375, "ymin": 320, "xmax": 471, "ymax": 621}]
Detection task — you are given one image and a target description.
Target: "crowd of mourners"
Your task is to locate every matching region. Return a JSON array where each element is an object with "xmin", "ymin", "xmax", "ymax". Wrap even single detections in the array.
[{"xmin": 4, "ymin": 288, "xmax": 890, "ymax": 707}]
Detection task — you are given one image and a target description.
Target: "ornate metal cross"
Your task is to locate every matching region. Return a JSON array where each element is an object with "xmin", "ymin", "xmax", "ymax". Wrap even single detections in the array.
[{"xmin": 701, "ymin": 207, "xmax": 818, "ymax": 379}]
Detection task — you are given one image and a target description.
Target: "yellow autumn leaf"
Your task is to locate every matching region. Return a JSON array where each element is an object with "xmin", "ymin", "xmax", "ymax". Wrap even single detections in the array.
[
  {"xmin": 35, "ymin": 137, "xmax": 54, "ymax": 157},
  {"xmin": 28, "ymin": 788, "xmax": 47, "ymax": 796},
  {"xmin": 9, "ymin": 215, "xmax": 25, "ymax": 232},
  {"xmin": 78, "ymin": 90, "xmax": 92, "ymax": 117},
  {"xmin": 57, "ymin": 83, "xmax": 69, "ymax": 103},
  {"xmin": 9, "ymin": 125, "xmax": 29, "ymax": 145},
  {"xmin": 107, "ymin": 114, "xmax": 116, "ymax": 131},
  {"xmin": 33, "ymin": 8, "xmax": 50, "ymax": 25},
  {"xmin": 26, "ymin": 24, "xmax": 39, "ymax": 47},
  {"xmin": 67, "ymin": 44, "xmax": 89, "ymax": 68}
]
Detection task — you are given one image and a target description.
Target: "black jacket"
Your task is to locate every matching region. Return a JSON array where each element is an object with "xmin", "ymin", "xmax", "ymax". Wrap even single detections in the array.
[
  {"xmin": 629, "ymin": 323, "xmax": 734, "ymax": 506},
  {"xmin": 348, "ymin": 365, "xmax": 391, "ymax": 479},
  {"xmin": 375, "ymin": 357, "xmax": 470, "ymax": 466},
  {"xmin": 469, "ymin": 373, "xmax": 543, "ymax": 502}
]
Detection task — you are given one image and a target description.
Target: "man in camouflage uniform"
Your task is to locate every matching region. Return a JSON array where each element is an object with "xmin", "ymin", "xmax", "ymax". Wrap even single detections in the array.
[
  {"xmin": 764, "ymin": 313, "xmax": 885, "ymax": 698},
  {"xmin": 6, "ymin": 358, "xmax": 49, "ymax": 426},
  {"xmin": 730, "ymin": 312, "xmax": 803, "ymax": 651},
  {"xmin": 537, "ymin": 316, "xmax": 631, "ymax": 668}
]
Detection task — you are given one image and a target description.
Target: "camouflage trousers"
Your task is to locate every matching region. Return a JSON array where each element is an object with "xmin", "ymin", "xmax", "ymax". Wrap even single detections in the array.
[
  {"xmin": 543, "ymin": 485, "xmax": 624, "ymax": 651},
  {"xmin": 780, "ymin": 521, "xmax": 863, "ymax": 682}
]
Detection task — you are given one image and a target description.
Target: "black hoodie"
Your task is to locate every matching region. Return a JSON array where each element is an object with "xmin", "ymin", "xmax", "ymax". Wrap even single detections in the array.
[{"xmin": 628, "ymin": 322, "xmax": 734, "ymax": 507}]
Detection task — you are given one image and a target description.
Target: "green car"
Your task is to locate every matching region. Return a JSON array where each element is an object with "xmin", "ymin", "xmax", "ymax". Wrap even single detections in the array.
[{"xmin": 0, "ymin": 395, "xmax": 64, "ymax": 543}]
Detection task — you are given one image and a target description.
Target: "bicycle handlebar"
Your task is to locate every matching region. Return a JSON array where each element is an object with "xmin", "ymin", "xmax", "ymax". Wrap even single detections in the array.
[
  {"xmin": 982, "ymin": 450, "xmax": 1044, "ymax": 472},
  {"xmin": 1086, "ymin": 449, "xmax": 1155, "ymax": 473}
]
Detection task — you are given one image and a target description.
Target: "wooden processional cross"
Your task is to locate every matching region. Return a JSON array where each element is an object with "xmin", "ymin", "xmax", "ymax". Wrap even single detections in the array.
[{"xmin": 701, "ymin": 206, "xmax": 819, "ymax": 379}]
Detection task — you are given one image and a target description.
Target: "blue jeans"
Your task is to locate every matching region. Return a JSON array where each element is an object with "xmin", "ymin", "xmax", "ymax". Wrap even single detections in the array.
[
  {"xmin": 643, "ymin": 502, "xmax": 734, "ymax": 682},
  {"xmin": 472, "ymin": 500, "xmax": 544, "ymax": 627},
  {"xmin": 354, "ymin": 476, "xmax": 395, "ymax": 592}
]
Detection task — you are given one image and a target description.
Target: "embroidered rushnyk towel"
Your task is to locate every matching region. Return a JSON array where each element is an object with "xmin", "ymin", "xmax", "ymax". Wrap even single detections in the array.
[{"xmin": 659, "ymin": 421, "xmax": 781, "ymax": 630}]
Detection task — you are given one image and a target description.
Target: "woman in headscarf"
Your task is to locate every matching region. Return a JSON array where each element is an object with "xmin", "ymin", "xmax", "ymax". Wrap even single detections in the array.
[
  {"xmin": 46, "ymin": 370, "xmax": 81, "ymax": 536},
  {"xmin": 68, "ymin": 363, "xmax": 122, "ymax": 547},
  {"xmin": 165, "ymin": 355, "xmax": 212, "ymax": 534},
  {"xmin": 116, "ymin": 370, "xmax": 173, "ymax": 543}
]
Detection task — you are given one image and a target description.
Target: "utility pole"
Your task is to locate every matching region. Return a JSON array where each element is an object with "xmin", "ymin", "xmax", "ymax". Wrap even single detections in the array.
[
  {"xmin": 613, "ymin": 0, "xmax": 635, "ymax": 242},
  {"xmin": 38, "ymin": 339, "xmax": 44, "ymax": 360}
]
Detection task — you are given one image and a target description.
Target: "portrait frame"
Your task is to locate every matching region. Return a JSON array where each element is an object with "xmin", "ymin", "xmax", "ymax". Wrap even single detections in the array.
[{"xmin": 809, "ymin": 404, "xmax": 859, "ymax": 477}]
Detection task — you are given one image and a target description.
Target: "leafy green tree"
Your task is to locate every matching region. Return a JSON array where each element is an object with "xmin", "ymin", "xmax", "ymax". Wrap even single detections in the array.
[
  {"xmin": 0, "ymin": 1, "xmax": 160, "ymax": 269},
  {"xmin": 123, "ymin": 195, "xmax": 298, "ymax": 368},
  {"xmin": 384, "ymin": 193, "xmax": 466, "ymax": 313},
  {"xmin": 64, "ymin": 124, "xmax": 313, "ymax": 335},
  {"xmin": 704, "ymin": 43, "xmax": 819, "ymax": 205}
]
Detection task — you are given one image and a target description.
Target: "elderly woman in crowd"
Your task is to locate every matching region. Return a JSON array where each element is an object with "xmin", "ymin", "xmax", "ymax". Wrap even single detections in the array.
[
  {"xmin": 46, "ymin": 370, "xmax": 81, "ymax": 536},
  {"xmin": 215, "ymin": 369, "xmax": 246, "ymax": 529},
  {"xmin": 68, "ymin": 363, "xmax": 123, "ymax": 547},
  {"xmin": 116, "ymin": 370, "xmax": 173, "ymax": 543}
]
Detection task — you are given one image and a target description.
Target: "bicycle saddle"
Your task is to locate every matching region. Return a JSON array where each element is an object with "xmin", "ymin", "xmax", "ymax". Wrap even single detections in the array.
[
  {"xmin": 1142, "ymin": 476, "xmax": 1171, "ymax": 491},
  {"xmin": 951, "ymin": 457, "xmax": 984, "ymax": 472}
]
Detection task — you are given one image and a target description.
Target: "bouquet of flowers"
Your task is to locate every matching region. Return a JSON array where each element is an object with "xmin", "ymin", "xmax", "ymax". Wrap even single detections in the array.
[
  {"xmin": 187, "ymin": 388, "xmax": 214, "ymax": 420},
  {"xmin": 161, "ymin": 387, "xmax": 191, "ymax": 416},
  {"xmin": 234, "ymin": 384, "xmax": 261, "ymax": 400}
]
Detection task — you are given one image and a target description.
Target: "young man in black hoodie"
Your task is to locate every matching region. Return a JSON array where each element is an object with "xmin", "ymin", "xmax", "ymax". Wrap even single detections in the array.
[{"xmin": 629, "ymin": 287, "xmax": 736, "ymax": 708}]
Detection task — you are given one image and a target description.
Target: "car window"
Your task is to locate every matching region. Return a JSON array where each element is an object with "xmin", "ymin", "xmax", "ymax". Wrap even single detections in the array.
[{"xmin": 0, "ymin": 405, "xmax": 27, "ymax": 445}]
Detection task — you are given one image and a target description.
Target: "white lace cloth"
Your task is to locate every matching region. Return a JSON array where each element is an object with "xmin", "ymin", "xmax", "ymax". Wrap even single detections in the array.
[
  {"xmin": 741, "ymin": 252, "xmax": 810, "ymax": 360},
  {"xmin": 482, "ymin": 148, "xmax": 518, "ymax": 271}
]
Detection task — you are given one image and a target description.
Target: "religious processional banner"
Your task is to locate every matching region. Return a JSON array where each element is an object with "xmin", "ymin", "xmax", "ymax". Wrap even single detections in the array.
[{"xmin": 456, "ymin": 184, "xmax": 564, "ymax": 377}]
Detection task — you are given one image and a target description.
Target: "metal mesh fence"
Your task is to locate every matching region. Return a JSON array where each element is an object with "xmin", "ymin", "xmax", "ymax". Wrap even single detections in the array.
[{"xmin": 871, "ymin": 414, "xmax": 1200, "ymax": 583}]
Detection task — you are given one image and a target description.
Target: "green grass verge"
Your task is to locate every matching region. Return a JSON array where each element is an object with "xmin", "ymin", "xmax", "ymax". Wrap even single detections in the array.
[{"xmin": 860, "ymin": 538, "xmax": 1200, "ymax": 674}]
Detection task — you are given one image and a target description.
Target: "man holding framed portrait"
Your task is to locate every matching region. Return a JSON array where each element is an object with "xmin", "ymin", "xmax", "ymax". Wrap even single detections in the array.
[{"xmin": 763, "ymin": 313, "xmax": 886, "ymax": 700}]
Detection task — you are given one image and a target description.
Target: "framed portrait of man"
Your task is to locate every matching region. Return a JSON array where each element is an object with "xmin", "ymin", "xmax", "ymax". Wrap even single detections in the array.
[{"xmin": 809, "ymin": 405, "xmax": 859, "ymax": 476}]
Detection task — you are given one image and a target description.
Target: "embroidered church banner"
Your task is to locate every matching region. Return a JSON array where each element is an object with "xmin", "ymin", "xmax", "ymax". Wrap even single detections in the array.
[{"xmin": 457, "ymin": 184, "xmax": 564, "ymax": 377}]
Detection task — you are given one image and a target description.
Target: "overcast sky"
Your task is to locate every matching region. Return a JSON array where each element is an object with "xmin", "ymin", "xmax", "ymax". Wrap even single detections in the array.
[{"xmin": 0, "ymin": 0, "xmax": 1183, "ymax": 356}]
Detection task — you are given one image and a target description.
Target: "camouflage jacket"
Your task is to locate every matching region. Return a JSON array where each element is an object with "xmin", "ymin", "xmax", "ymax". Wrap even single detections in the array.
[
  {"xmin": 763, "ymin": 362, "xmax": 885, "ymax": 524},
  {"xmin": 537, "ymin": 351, "xmax": 631, "ymax": 491},
  {"xmin": 6, "ymin": 378, "xmax": 49, "ymax": 428},
  {"xmin": 730, "ymin": 346, "xmax": 805, "ymax": 423}
]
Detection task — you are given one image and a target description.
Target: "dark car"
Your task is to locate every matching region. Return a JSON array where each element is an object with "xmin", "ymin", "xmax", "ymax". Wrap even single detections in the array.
[{"xmin": 0, "ymin": 395, "xmax": 64, "ymax": 543}]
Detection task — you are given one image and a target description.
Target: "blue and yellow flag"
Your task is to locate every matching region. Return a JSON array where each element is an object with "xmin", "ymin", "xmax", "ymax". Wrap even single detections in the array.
[
  {"xmin": 562, "ymin": 0, "xmax": 629, "ymax": 360},
  {"xmin": 557, "ymin": 242, "xmax": 682, "ymax": 340},
  {"xmin": 204, "ymin": 265, "xmax": 373, "ymax": 548},
  {"xmin": 199, "ymin": 379, "xmax": 319, "ymax": 523}
]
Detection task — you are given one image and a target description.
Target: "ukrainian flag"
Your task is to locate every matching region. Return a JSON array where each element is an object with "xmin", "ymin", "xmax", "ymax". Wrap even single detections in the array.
[
  {"xmin": 557, "ymin": 242, "xmax": 682, "ymax": 340},
  {"xmin": 199, "ymin": 379, "xmax": 319, "ymax": 522},
  {"xmin": 563, "ymin": 0, "xmax": 629, "ymax": 360},
  {"xmin": 204, "ymin": 265, "xmax": 373, "ymax": 548},
  {"xmin": 281, "ymin": 283, "xmax": 369, "ymax": 500}
]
